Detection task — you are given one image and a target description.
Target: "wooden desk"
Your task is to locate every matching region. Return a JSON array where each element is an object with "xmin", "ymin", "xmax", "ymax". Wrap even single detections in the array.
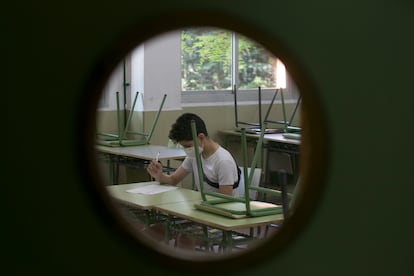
[
  {"xmin": 107, "ymin": 181, "xmax": 283, "ymax": 252},
  {"xmin": 107, "ymin": 181, "xmax": 201, "ymax": 230},
  {"xmin": 155, "ymin": 199, "xmax": 282, "ymax": 251},
  {"xmin": 154, "ymin": 200, "xmax": 282, "ymax": 231},
  {"xmin": 108, "ymin": 182, "xmax": 281, "ymax": 230},
  {"xmin": 107, "ymin": 181, "xmax": 201, "ymax": 210},
  {"xmin": 96, "ymin": 145, "xmax": 186, "ymax": 184}
]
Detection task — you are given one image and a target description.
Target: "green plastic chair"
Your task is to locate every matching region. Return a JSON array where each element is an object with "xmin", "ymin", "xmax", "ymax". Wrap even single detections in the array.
[
  {"xmin": 192, "ymin": 121, "xmax": 290, "ymax": 218},
  {"xmin": 96, "ymin": 92, "xmax": 167, "ymax": 147},
  {"xmin": 263, "ymin": 88, "xmax": 302, "ymax": 134}
]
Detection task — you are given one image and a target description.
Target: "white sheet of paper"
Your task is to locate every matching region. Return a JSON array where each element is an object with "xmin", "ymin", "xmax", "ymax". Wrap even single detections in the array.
[{"xmin": 125, "ymin": 184, "xmax": 178, "ymax": 195}]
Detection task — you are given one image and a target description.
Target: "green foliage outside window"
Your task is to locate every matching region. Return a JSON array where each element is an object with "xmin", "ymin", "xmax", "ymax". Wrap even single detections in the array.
[
  {"xmin": 181, "ymin": 29, "xmax": 232, "ymax": 90},
  {"xmin": 181, "ymin": 28, "xmax": 276, "ymax": 91},
  {"xmin": 238, "ymin": 35, "xmax": 276, "ymax": 89}
]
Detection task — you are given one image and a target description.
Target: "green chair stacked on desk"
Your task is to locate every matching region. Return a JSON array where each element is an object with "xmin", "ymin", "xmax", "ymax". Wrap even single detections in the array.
[
  {"xmin": 96, "ymin": 91, "xmax": 167, "ymax": 147},
  {"xmin": 263, "ymin": 88, "xmax": 302, "ymax": 134},
  {"xmin": 191, "ymin": 121, "xmax": 291, "ymax": 218}
]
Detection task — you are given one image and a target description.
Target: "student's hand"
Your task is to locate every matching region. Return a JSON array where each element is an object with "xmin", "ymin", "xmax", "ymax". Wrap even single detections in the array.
[{"xmin": 146, "ymin": 160, "xmax": 163, "ymax": 180}]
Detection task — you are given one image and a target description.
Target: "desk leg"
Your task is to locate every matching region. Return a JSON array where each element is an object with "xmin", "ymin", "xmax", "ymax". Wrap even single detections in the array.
[
  {"xmin": 222, "ymin": 230, "xmax": 233, "ymax": 253},
  {"xmin": 165, "ymin": 215, "xmax": 177, "ymax": 245},
  {"xmin": 292, "ymin": 152, "xmax": 300, "ymax": 183},
  {"xmin": 102, "ymin": 153, "xmax": 114, "ymax": 185},
  {"xmin": 167, "ymin": 160, "xmax": 171, "ymax": 175},
  {"xmin": 112, "ymin": 155, "xmax": 120, "ymax": 185}
]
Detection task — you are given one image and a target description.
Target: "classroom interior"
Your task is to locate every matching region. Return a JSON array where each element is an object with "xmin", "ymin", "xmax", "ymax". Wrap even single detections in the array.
[
  {"xmin": 96, "ymin": 29, "xmax": 301, "ymax": 182},
  {"xmin": 94, "ymin": 29, "xmax": 302, "ymax": 255}
]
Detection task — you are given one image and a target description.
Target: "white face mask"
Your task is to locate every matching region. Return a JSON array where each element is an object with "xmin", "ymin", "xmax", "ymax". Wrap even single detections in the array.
[{"xmin": 183, "ymin": 146, "xmax": 203, "ymax": 158}]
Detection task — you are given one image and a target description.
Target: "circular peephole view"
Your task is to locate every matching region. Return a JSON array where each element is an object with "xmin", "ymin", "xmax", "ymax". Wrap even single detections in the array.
[{"xmin": 94, "ymin": 27, "xmax": 302, "ymax": 261}]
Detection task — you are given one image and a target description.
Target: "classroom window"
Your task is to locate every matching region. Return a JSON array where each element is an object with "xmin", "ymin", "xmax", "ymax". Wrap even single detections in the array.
[
  {"xmin": 181, "ymin": 28, "xmax": 276, "ymax": 92},
  {"xmin": 237, "ymin": 34, "xmax": 277, "ymax": 89},
  {"xmin": 98, "ymin": 29, "xmax": 298, "ymax": 110},
  {"xmin": 181, "ymin": 28, "xmax": 285, "ymax": 105},
  {"xmin": 181, "ymin": 28, "xmax": 232, "ymax": 91}
]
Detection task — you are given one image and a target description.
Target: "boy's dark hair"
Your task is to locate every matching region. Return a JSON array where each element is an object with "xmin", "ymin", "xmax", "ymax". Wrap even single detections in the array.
[{"xmin": 168, "ymin": 113, "xmax": 208, "ymax": 142}]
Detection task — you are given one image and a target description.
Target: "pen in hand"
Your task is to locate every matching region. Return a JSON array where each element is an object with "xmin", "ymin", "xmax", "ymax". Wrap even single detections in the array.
[{"xmin": 155, "ymin": 151, "xmax": 160, "ymax": 162}]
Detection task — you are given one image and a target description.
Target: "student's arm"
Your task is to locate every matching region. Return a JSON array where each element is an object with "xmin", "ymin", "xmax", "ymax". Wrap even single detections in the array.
[
  {"xmin": 147, "ymin": 160, "xmax": 188, "ymax": 185},
  {"xmin": 216, "ymin": 159, "xmax": 238, "ymax": 196},
  {"xmin": 219, "ymin": 185, "xmax": 234, "ymax": 195}
]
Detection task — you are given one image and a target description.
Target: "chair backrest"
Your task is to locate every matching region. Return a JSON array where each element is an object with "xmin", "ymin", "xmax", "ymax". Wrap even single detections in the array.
[
  {"xmin": 120, "ymin": 93, "xmax": 167, "ymax": 146},
  {"xmin": 96, "ymin": 91, "xmax": 136, "ymax": 142},
  {"xmin": 263, "ymin": 89, "xmax": 302, "ymax": 133},
  {"xmin": 96, "ymin": 92, "xmax": 167, "ymax": 147},
  {"xmin": 234, "ymin": 85, "xmax": 262, "ymax": 130},
  {"xmin": 192, "ymin": 120, "xmax": 285, "ymax": 218}
]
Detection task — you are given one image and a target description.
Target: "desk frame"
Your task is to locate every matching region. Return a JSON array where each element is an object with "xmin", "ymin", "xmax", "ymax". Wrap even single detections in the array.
[
  {"xmin": 155, "ymin": 200, "xmax": 282, "ymax": 253},
  {"xmin": 96, "ymin": 145, "xmax": 186, "ymax": 184},
  {"xmin": 107, "ymin": 182, "xmax": 282, "ymax": 253}
]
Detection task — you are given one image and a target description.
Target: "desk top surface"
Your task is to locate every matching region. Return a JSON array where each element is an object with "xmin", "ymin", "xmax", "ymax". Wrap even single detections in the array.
[
  {"xmin": 108, "ymin": 181, "xmax": 283, "ymax": 230},
  {"xmin": 218, "ymin": 129, "xmax": 300, "ymax": 145},
  {"xmin": 107, "ymin": 182, "xmax": 201, "ymax": 209},
  {"xmin": 96, "ymin": 144, "xmax": 186, "ymax": 160}
]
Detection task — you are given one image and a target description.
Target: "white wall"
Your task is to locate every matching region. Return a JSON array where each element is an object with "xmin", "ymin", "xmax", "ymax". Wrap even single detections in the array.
[
  {"xmin": 131, "ymin": 30, "xmax": 182, "ymax": 111},
  {"xmin": 99, "ymin": 61, "xmax": 125, "ymax": 110},
  {"xmin": 130, "ymin": 45, "xmax": 144, "ymax": 111}
]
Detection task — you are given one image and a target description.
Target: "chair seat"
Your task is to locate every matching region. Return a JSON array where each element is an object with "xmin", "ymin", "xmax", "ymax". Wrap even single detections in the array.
[
  {"xmin": 96, "ymin": 139, "xmax": 148, "ymax": 147},
  {"xmin": 194, "ymin": 201, "xmax": 282, "ymax": 219}
]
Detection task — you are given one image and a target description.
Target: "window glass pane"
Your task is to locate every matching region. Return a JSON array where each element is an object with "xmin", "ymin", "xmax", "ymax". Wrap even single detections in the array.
[
  {"xmin": 238, "ymin": 35, "xmax": 276, "ymax": 89},
  {"xmin": 181, "ymin": 28, "xmax": 232, "ymax": 91}
]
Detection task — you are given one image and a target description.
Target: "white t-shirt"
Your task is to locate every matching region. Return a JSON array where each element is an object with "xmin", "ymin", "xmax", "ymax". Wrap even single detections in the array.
[{"xmin": 181, "ymin": 146, "xmax": 239, "ymax": 194}]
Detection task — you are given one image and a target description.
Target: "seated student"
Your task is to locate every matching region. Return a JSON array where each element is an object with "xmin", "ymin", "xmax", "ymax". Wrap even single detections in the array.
[
  {"xmin": 146, "ymin": 113, "xmax": 240, "ymax": 249},
  {"xmin": 147, "ymin": 112, "xmax": 240, "ymax": 196}
]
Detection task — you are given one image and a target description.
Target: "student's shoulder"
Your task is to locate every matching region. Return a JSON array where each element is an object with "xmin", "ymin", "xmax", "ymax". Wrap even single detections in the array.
[
  {"xmin": 216, "ymin": 149, "xmax": 236, "ymax": 166},
  {"xmin": 217, "ymin": 145, "xmax": 232, "ymax": 156}
]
